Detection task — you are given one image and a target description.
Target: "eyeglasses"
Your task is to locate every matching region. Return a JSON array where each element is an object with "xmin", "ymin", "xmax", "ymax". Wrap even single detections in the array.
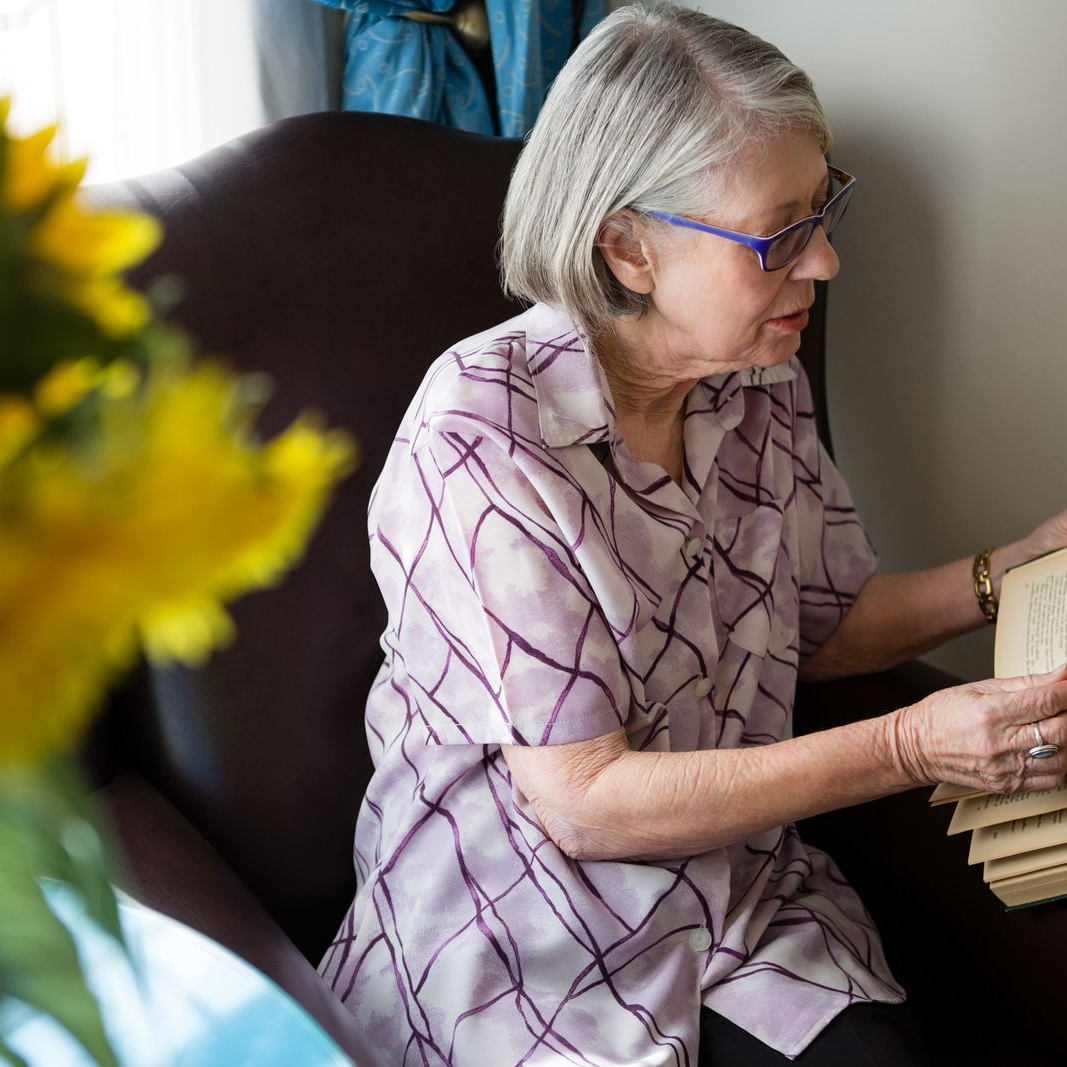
[{"xmin": 645, "ymin": 165, "xmax": 855, "ymax": 272}]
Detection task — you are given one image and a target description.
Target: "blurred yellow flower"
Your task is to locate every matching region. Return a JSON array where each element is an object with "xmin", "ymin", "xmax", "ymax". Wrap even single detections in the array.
[
  {"xmin": 33, "ymin": 357, "xmax": 102, "ymax": 416},
  {"xmin": 1, "ymin": 121, "xmax": 85, "ymax": 213},
  {"xmin": 0, "ymin": 357, "xmax": 355, "ymax": 765},
  {"xmin": 2, "ymin": 102, "xmax": 161, "ymax": 346},
  {"xmin": 69, "ymin": 273, "xmax": 156, "ymax": 338},
  {"xmin": 0, "ymin": 395, "xmax": 40, "ymax": 466},
  {"xmin": 28, "ymin": 192, "xmax": 161, "ymax": 276},
  {"xmin": 25, "ymin": 197, "xmax": 162, "ymax": 339},
  {"xmin": 0, "ymin": 103, "xmax": 357, "ymax": 767}
]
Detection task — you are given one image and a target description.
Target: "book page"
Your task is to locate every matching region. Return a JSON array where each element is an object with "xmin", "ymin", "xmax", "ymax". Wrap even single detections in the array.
[
  {"xmin": 992, "ymin": 865, "xmax": 1067, "ymax": 891},
  {"xmin": 984, "ymin": 839, "xmax": 1067, "ymax": 882},
  {"xmin": 968, "ymin": 807, "xmax": 1067, "ymax": 863},
  {"xmin": 995, "ymin": 546, "xmax": 1067, "ymax": 677},
  {"xmin": 948, "ymin": 784, "xmax": 1067, "ymax": 834},
  {"xmin": 929, "ymin": 782, "xmax": 985, "ymax": 806}
]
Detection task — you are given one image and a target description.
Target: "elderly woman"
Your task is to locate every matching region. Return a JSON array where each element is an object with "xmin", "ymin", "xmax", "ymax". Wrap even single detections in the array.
[{"xmin": 320, "ymin": 4, "xmax": 1067, "ymax": 1064}]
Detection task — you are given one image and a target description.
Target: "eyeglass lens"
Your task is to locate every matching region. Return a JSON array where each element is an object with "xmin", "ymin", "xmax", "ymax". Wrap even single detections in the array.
[{"xmin": 765, "ymin": 176, "xmax": 853, "ymax": 270}]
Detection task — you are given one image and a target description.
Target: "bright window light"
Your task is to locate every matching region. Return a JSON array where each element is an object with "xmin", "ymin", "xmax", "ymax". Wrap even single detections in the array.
[{"xmin": 0, "ymin": 0, "xmax": 264, "ymax": 183}]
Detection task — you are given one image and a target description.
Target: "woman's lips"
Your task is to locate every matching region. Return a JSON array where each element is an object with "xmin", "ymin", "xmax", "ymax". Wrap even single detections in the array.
[{"xmin": 766, "ymin": 307, "xmax": 810, "ymax": 332}]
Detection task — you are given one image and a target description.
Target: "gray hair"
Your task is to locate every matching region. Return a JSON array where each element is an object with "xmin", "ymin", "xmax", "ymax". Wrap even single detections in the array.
[{"xmin": 499, "ymin": 1, "xmax": 832, "ymax": 334}]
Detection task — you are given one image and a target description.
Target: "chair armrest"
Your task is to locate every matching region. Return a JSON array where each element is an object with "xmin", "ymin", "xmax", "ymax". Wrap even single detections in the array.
[{"xmin": 94, "ymin": 771, "xmax": 365, "ymax": 1062}]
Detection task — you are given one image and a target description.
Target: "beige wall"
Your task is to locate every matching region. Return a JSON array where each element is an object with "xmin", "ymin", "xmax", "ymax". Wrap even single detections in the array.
[{"xmin": 678, "ymin": 0, "xmax": 1067, "ymax": 680}]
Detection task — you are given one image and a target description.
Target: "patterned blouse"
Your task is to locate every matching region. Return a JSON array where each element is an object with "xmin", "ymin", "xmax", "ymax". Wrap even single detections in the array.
[{"xmin": 320, "ymin": 303, "xmax": 904, "ymax": 1066}]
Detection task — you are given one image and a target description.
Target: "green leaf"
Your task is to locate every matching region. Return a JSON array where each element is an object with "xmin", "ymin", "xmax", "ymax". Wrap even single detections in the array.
[
  {"xmin": 0, "ymin": 760, "xmax": 126, "ymax": 1066},
  {"xmin": 0, "ymin": 763, "xmax": 125, "ymax": 950},
  {"xmin": 0, "ymin": 830, "xmax": 119, "ymax": 1067},
  {"xmin": 40, "ymin": 762, "xmax": 124, "ymax": 948}
]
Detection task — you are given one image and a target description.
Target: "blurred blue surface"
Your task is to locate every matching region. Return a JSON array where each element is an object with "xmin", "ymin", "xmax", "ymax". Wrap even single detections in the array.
[{"xmin": 0, "ymin": 886, "xmax": 353, "ymax": 1067}]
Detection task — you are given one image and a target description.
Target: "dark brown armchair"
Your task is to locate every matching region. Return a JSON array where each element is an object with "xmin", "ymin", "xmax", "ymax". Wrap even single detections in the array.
[{"xmin": 85, "ymin": 112, "xmax": 1063, "ymax": 1065}]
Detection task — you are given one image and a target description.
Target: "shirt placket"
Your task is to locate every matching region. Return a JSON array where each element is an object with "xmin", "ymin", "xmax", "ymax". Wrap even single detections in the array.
[{"xmin": 609, "ymin": 380, "xmax": 747, "ymax": 752}]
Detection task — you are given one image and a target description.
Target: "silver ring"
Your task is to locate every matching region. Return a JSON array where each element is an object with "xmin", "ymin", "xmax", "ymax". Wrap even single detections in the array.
[{"xmin": 1028, "ymin": 723, "xmax": 1060, "ymax": 761}]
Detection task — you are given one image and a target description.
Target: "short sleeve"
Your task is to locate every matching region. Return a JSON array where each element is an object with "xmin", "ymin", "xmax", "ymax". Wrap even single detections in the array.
[
  {"xmin": 369, "ymin": 428, "xmax": 632, "ymax": 748},
  {"xmin": 792, "ymin": 370, "xmax": 878, "ymax": 657}
]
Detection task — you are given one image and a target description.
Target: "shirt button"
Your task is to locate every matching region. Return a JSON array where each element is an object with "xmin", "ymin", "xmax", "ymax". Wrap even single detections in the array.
[
  {"xmin": 684, "ymin": 536, "xmax": 703, "ymax": 561},
  {"xmin": 693, "ymin": 676, "xmax": 712, "ymax": 699},
  {"xmin": 689, "ymin": 926, "xmax": 712, "ymax": 952}
]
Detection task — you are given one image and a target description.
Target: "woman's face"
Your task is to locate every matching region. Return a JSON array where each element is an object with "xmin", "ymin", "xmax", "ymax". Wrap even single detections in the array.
[{"xmin": 629, "ymin": 129, "xmax": 840, "ymax": 381}]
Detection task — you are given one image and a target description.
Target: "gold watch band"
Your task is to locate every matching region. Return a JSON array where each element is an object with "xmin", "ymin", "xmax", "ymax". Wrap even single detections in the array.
[{"xmin": 972, "ymin": 547, "xmax": 999, "ymax": 624}]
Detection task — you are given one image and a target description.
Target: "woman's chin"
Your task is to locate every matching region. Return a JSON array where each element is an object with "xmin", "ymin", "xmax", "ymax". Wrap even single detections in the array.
[{"xmin": 747, "ymin": 337, "xmax": 802, "ymax": 371}]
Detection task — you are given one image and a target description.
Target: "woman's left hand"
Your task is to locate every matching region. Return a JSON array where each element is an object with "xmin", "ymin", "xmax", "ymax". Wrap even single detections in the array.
[
  {"xmin": 1019, "ymin": 507, "xmax": 1067, "ymax": 562},
  {"xmin": 991, "ymin": 509, "xmax": 1067, "ymax": 600}
]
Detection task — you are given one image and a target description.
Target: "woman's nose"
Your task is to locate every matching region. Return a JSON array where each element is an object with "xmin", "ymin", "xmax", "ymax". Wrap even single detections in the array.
[{"xmin": 791, "ymin": 224, "xmax": 839, "ymax": 282}]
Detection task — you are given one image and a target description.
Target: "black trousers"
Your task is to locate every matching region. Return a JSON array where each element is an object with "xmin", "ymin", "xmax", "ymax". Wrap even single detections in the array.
[{"xmin": 698, "ymin": 1002, "xmax": 935, "ymax": 1067}]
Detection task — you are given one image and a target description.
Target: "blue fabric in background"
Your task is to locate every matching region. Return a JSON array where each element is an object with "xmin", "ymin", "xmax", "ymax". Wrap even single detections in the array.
[
  {"xmin": 488, "ymin": 0, "xmax": 606, "ymax": 137},
  {"xmin": 312, "ymin": 1, "xmax": 495, "ymax": 134},
  {"xmin": 311, "ymin": 0, "xmax": 607, "ymax": 137}
]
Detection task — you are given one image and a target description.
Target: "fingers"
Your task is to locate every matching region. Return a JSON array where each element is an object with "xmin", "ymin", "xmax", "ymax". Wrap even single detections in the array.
[
  {"xmin": 997, "ymin": 717, "xmax": 1067, "ymax": 795},
  {"xmin": 1021, "ymin": 717, "xmax": 1067, "ymax": 763},
  {"xmin": 969, "ymin": 662, "xmax": 1067, "ymax": 695},
  {"xmin": 1022, "ymin": 685, "xmax": 1067, "ymax": 727},
  {"xmin": 1023, "ymin": 771, "xmax": 1067, "ymax": 794},
  {"xmin": 970, "ymin": 740, "xmax": 1067, "ymax": 796},
  {"xmin": 1004, "ymin": 752, "xmax": 1067, "ymax": 796},
  {"xmin": 969, "ymin": 676, "xmax": 1067, "ymax": 730}
]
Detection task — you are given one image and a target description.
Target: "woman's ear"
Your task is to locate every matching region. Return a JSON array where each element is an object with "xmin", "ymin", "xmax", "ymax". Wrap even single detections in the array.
[{"xmin": 597, "ymin": 212, "xmax": 655, "ymax": 295}]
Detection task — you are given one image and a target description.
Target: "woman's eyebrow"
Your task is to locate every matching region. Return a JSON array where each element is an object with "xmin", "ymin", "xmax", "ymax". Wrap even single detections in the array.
[
  {"xmin": 732, "ymin": 171, "xmax": 833, "ymax": 233},
  {"xmin": 765, "ymin": 173, "xmax": 832, "ymax": 216}
]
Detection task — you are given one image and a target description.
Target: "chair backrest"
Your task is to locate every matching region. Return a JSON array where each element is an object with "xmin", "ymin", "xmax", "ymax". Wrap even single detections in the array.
[{"xmin": 89, "ymin": 110, "xmax": 831, "ymax": 960}]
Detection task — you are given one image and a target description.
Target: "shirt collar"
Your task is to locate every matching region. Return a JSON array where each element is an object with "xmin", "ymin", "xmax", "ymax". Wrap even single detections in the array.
[
  {"xmin": 525, "ymin": 304, "xmax": 615, "ymax": 448},
  {"xmin": 523, "ymin": 303, "xmax": 799, "ymax": 448},
  {"xmin": 697, "ymin": 360, "xmax": 799, "ymax": 433}
]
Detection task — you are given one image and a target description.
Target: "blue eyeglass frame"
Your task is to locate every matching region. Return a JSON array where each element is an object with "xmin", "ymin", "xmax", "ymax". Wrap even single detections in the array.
[{"xmin": 645, "ymin": 165, "xmax": 856, "ymax": 272}]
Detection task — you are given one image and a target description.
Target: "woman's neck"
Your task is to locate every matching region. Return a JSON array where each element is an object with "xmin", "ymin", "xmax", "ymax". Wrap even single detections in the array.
[
  {"xmin": 595, "ymin": 325, "xmax": 693, "ymax": 485},
  {"xmin": 595, "ymin": 322, "xmax": 694, "ymax": 422}
]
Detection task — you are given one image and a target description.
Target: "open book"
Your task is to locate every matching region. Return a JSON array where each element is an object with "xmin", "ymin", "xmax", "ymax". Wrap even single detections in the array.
[{"xmin": 929, "ymin": 545, "xmax": 1067, "ymax": 908}]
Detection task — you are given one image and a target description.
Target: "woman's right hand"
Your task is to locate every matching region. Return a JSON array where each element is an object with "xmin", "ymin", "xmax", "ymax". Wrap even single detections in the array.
[{"xmin": 892, "ymin": 664, "xmax": 1067, "ymax": 794}]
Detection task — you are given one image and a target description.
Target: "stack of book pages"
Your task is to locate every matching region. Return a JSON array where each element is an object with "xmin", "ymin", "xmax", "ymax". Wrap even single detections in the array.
[
  {"xmin": 929, "ymin": 545, "xmax": 1067, "ymax": 910},
  {"xmin": 930, "ymin": 780, "xmax": 1067, "ymax": 908}
]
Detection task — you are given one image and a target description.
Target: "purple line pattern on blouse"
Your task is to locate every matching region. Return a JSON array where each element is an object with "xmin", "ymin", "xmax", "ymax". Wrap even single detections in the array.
[{"xmin": 320, "ymin": 304, "xmax": 903, "ymax": 1066}]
